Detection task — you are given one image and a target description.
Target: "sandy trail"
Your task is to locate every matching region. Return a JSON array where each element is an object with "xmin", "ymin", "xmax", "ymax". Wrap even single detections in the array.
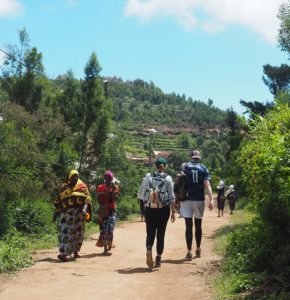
[{"xmin": 0, "ymin": 200, "xmax": 230, "ymax": 300}]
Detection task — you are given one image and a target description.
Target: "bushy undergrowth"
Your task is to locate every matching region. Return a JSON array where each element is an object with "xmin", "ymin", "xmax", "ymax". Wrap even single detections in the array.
[
  {"xmin": 214, "ymin": 217, "xmax": 290, "ymax": 299},
  {"xmin": 216, "ymin": 103, "xmax": 290, "ymax": 299},
  {"xmin": 9, "ymin": 199, "xmax": 55, "ymax": 235},
  {"xmin": 0, "ymin": 229, "xmax": 32, "ymax": 273}
]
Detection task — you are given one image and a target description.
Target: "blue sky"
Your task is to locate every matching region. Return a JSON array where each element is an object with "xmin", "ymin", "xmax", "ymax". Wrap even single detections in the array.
[{"xmin": 0, "ymin": 0, "xmax": 288, "ymax": 114}]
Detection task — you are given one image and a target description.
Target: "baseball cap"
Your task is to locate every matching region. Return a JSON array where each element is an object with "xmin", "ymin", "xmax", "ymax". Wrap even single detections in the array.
[
  {"xmin": 191, "ymin": 150, "xmax": 201, "ymax": 160},
  {"xmin": 155, "ymin": 157, "xmax": 167, "ymax": 167}
]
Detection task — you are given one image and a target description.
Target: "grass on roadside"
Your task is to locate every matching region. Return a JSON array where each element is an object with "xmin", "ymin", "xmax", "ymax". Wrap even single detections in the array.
[{"xmin": 212, "ymin": 200, "xmax": 256, "ymax": 300}]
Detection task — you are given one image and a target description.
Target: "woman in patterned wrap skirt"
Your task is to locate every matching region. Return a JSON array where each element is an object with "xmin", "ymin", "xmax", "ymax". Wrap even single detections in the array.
[{"xmin": 54, "ymin": 170, "xmax": 92, "ymax": 262}]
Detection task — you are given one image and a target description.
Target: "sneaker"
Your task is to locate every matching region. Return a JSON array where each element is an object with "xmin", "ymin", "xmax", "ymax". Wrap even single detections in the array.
[
  {"xmin": 146, "ymin": 250, "xmax": 154, "ymax": 269},
  {"xmin": 154, "ymin": 256, "xmax": 161, "ymax": 267},
  {"xmin": 195, "ymin": 248, "xmax": 201, "ymax": 258},
  {"xmin": 57, "ymin": 254, "xmax": 68, "ymax": 262},
  {"xmin": 74, "ymin": 251, "xmax": 80, "ymax": 258},
  {"xmin": 185, "ymin": 253, "xmax": 192, "ymax": 261}
]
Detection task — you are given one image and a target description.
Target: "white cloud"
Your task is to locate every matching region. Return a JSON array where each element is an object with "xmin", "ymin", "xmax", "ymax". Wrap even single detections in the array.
[
  {"xmin": 0, "ymin": 0, "xmax": 23, "ymax": 17},
  {"xmin": 124, "ymin": 0, "xmax": 285, "ymax": 43}
]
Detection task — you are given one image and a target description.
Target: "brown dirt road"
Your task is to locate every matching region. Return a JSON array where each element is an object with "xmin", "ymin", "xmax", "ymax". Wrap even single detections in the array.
[{"xmin": 0, "ymin": 200, "xmax": 231, "ymax": 300}]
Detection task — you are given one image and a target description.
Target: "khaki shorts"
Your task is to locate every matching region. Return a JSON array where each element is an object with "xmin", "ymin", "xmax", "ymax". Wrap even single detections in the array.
[{"xmin": 180, "ymin": 200, "xmax": 205, "ymax": 219}]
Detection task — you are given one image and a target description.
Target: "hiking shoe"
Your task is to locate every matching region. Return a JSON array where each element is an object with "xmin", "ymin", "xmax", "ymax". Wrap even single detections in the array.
[
  {"xmin": 195, "ymin": 248, "xmax": 201, "ymax": 258},
  {"xmin": 146, "ymin": 251, "xmax": 154, "ymax": 269},
  {"xmin": 57, "ymin": 254, "xmax": 68, "ymax": 262},
  {"xmin": 154, "ymin": 256, "xmax": 161, "ymax": 267},
  {"xmin": 185, "ymin": 253, "xmax": 192, "ymax": 261}
]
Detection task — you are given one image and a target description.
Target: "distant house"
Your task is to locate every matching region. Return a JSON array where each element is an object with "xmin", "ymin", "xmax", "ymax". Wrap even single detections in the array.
[{"xmin": 152, "ymin": 150, "xmax": 170, "ymax": 160}]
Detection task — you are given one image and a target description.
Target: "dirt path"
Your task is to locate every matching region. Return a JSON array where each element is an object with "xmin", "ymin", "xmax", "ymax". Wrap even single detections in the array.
[{"xmin": 0, "ymin": 200, "xmax": 230, "ymax": 300}]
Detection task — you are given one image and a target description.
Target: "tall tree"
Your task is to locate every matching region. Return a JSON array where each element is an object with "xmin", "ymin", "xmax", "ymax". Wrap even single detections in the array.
[
  {"xmin": 0, "ymin": 28, "xmax": 45, "ymax": 112},
  {"xmin": 225, "ymin": 108, "xmax": 243, "ymax": 159},
  {"xmin": 78, "ymin": 52, "xmax": 108, "ymax": 171},
  {"xmin": 240, "ymin": 99, "xmax": 274, "ymax": 119},
  {"xmin": 262, "ymin": 64, "xmax": 290, "ymax": 96},
  {"xmin": 56, "ymin": 70, "xmax": 82, "ymax": 131},
  {"xmin": 278, "ymin": 1, "xmax": 290, "ymax": 55}
]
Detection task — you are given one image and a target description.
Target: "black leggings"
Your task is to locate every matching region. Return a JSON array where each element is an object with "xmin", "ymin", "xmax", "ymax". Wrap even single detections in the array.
[
  {"xmin": 145, "ymin": 206, "xmax": 170, "ymax": 256},
  {"xmin": 139, "ymin": 200, "xmax": 145, "ymax": 217},
  {"xmin": 185, "ymin": 217, "xmax": 202, "ymax": 250}
]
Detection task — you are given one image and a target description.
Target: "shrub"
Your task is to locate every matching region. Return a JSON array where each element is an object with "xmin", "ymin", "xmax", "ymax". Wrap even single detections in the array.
[
  {"xmin": 0, "ymin": 229, "xmax": 32, "ymax": 273},
  {"xmin": 10, "ymin": 199, "xmax": 54, "ymax": 235}
]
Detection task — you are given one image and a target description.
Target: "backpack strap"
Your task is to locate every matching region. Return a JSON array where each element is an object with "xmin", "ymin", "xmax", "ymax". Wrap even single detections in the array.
[{"xmin": 161, "ymin": 173, "xmax": 168, "ymax": 179}]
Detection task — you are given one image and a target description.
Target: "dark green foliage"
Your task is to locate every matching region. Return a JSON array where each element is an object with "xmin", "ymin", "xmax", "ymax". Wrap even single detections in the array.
[
  {"xmin": 10, "ymin": 199, "xmax": 54, "ymax": 235},
  {"xmin": 262, "ymin": 64, "xmax": 290, "ymax": 96},
  {"xmin": 221, "ymin": 101, "xmax": 290, "ymax": 298},
  {"xmin": 1, "ymin": 28, "xmax": 46, "ymax": 112},
  {"xmin": 0, "ymin": 229, "xmax": 32, "ymax": 273},
  {"xmin": 105, "ymin": 77, "xmax": 227, "ymax": 129},
  {"xmin": 240, "ymin": 99, "xmax": 274, "ymax": 119},
  {"xmin": 78, "ymin": 52, "xmax": 109, "ymax": 171}
]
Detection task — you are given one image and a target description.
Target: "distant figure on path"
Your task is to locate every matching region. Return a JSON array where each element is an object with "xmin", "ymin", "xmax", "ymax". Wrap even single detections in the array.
[
  {"xmin": 96, "ymin": 170, "xmax": 119, "ymax": 256},
  {"xmin": 140, "ymin": 157, "xmax": 175, "ymax": 270},
  {"xmin": 179, "ymin": 150, "xmax": 214, "ymax": 260},
  {"xmin": 226, "ymin": 184, "xmax": 238, "ymax": 215},
  {"xmin": 216, "ymin": 180, "xmax": 225, "ymax": 217},
  {"xmin": 54, "ymin": 169, "xmax": 92, "ymax": 262}
]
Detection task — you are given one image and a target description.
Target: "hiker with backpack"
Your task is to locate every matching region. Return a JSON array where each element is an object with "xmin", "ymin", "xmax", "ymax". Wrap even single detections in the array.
[
  {"xmin": 179, "ymin": 150, "xmax": 214, "ymax": 260},
  {"xmin": 139, "ymin": 157, "xmax": 176, "ymax": 270}
]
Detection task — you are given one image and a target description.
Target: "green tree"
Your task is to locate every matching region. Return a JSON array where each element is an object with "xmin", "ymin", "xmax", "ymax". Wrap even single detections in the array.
[
  {"xmin": 78, "ymin": 52, "xmax": 109, "ymax": 171},
  {"xmin": 278, "ymin": 1, "xmax": 290, "ymax": 55},
  {"xmin": 56, "ymin": 70, "xmax": 82, "ymax": 131},
  {"xmin": 240, "ymin": 99, "xmax": 274, "ymax": 119},
  {"xmin": 0, "ymin": 28, "xmax": 45, "ymax": 112},
  {"xmin": 262, "ymin": 64, "xmax": 290, "ymax": 96}
]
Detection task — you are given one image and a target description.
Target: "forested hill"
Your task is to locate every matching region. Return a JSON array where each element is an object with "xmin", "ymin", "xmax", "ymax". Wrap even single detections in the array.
[{"xmin": 100, "ymin": 77, "xmax": 227, "ymax": 130}]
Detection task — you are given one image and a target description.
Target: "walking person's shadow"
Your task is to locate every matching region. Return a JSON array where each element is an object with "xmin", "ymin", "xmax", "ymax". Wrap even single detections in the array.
[{"xmin": 117, "ymin": 267, "xmax": 157, "ymax": 274}]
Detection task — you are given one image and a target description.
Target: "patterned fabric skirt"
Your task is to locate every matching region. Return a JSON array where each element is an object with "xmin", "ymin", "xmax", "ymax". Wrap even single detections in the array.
[
  {"xmin": 96, "ymin": 215, "xmax": 116, "ymax": 248},
  {"xmin": 58, "ymin": 207, "xmax": 85, "ymax": 256}
]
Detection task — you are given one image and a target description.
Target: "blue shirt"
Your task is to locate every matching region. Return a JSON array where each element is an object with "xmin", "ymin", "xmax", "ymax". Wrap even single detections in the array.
[{"xmin": 180, "ymin": 162, "xmax": 210, "ymax": 201}]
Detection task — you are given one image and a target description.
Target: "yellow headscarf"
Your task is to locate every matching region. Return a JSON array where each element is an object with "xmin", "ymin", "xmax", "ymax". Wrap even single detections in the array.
[{"xmin": 68, "ymin": 169, "xmax": 79, "ymax": 184}]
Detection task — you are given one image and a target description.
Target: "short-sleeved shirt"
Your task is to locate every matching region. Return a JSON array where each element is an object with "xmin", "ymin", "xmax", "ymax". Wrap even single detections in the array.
[
  {"xmin": 96, "ymin": 184, "xmax": 119, "ymax": 209},
  {"xmin": 180, "ymin": 161, "xmax": 210, "ymax": 201}
]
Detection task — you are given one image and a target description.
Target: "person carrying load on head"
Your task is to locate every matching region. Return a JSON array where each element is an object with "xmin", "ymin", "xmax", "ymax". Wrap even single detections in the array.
[
  {"xmin": 226, "ymin": 184, "xmax": 238, "ymax": 215},
  {"xmin": 216, "ymin": 180, "xmax": 225, "ymax": 217},
  {"xmin": 95, "ymin": 170, "xmax": 120, "ymax": 256}
]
